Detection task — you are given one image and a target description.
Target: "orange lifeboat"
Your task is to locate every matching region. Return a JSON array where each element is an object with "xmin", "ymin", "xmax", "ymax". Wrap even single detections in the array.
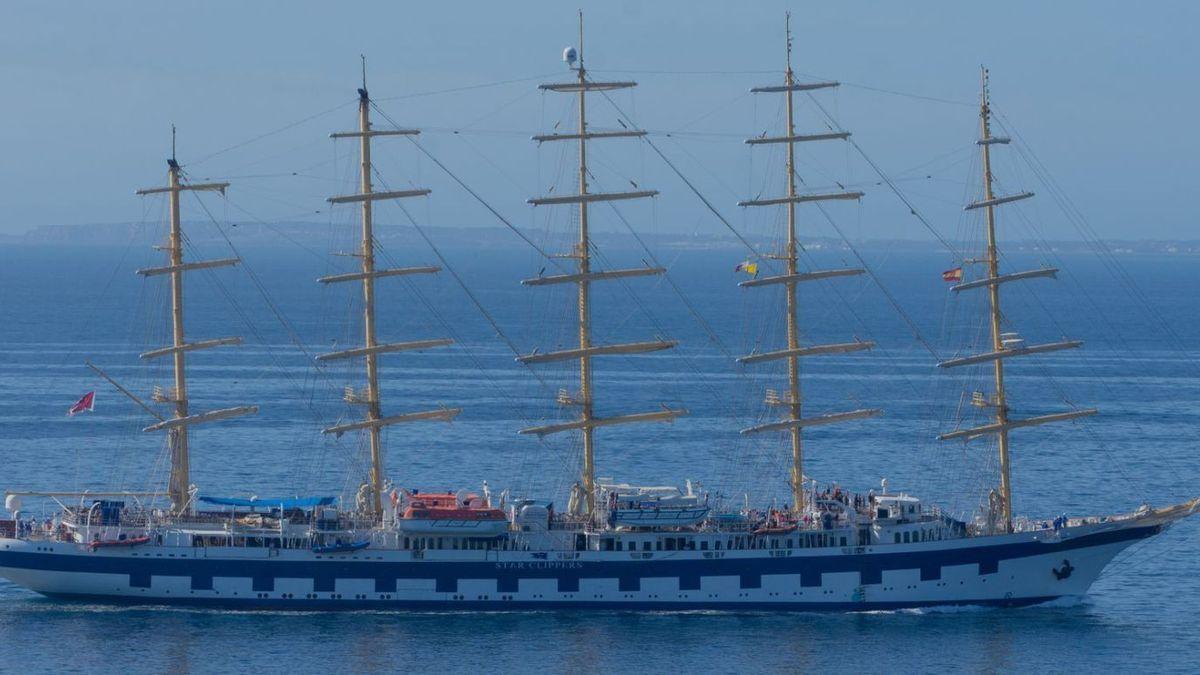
[
  {"xmin": 397, "ymin": 492, "xmax": 507, "ymax": 535},
  {"xmin": 88, "ymin": 535, "xmax": 151, "ymax": 551}
]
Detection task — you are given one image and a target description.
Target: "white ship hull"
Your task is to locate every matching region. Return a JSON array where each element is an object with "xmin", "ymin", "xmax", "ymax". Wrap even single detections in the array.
[{"xmin": 0, "ymin": 514, "xmax": 1173, "ymax": 611}]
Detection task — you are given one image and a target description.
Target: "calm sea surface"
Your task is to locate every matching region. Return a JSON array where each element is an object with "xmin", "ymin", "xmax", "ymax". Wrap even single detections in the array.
[{"xmin": 0, "ymin": 239, "xmax": 1197, "ymax": 673}]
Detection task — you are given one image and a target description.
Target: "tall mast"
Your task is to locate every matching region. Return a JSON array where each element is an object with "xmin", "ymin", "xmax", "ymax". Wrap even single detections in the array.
[
  {"xmin": 166, "ymin": 150, "xmax": 190, "ymax": 510},
  {"xmin": 356, "ymin": 67, "xmax": 386, "ymax": 516},
  {"xmin": 575, "ymin": 15, "xmax": 596, "ymax": 512},
  {"xmin": 320, "ymin": 63, "xmax": 460, "ymax": 517},
  {"xmin": 521, "ymin": 12, "xmax": 685, "ymax": 516},
  {"xmin": 738, "ymin": 14, "xmax": 880, "ymax": 515},
  {"xmin": 781, "ymin": 15, "xmax": 804, "ymax": 515},
  {"xmin": 977, "ymin": 69, "xmax": 1013, "ymax": 530},
  {"xmin": 135, "ymin": 131, "xmax": 257, "ymax": 513},
  {"xmin": 936, "ymin": 68, "xmax": 1096, "ymax": 532}
]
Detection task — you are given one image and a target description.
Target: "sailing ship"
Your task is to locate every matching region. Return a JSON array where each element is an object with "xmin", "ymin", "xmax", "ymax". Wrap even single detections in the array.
[{"xmin": 0, "ymin": 16, "xmax": 1196, "ymax": 611}]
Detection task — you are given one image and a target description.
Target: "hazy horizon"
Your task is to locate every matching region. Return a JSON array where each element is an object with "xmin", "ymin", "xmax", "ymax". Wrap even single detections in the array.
[
  {"xmin": 8, "ymin": 220, "xmax": 1200, "ymax": 259},
  {"xmin": 2, "ymin": 1, "xmax": 1198, "ymax": 243}
]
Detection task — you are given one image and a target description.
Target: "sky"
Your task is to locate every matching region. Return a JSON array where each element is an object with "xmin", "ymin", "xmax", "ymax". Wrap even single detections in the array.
[{"xmin": 1, "ymin": 0, "xmax": 1197, "ymax": 241}]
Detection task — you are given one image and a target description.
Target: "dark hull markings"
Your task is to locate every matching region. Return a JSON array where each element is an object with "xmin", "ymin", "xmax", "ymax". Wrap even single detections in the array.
[{"xmin": 0, "ymin": 525, "xmax": 1159, "ymax": 602}]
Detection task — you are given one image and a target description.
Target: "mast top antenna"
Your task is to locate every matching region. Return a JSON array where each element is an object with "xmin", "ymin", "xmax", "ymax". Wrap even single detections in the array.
[
  {"xmin": 168, "ymin": 124, "xmax": 178, "ymax": 169},
  {"xmin": 358, "ymin": 55, "xmax": 369, "ymax": 101},
  {"xmin": 785, "ymin": 12, "xmax": 793, "ymax": 72},
  {"xmin": 980, "ymin": 65, "xmax": 991, "ymax": 121},
  {"xmin": 577, "ymin": 9, "xmax": 584, "ymax": 69}
]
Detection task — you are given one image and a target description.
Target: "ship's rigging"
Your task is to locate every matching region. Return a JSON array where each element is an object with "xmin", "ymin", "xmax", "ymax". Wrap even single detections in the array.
[
  {"xmin": 518, "ymin": 13, "xmax": 686, "ymax": 515},
  {"xmin": 72, "ymin": 29, "xmax": 1182, "ymax": 525},
  {"xmin": 134, "ymin": 131, "xmax": 258, "ymax": 513},
  {"xmin": 320, "ymin": 61, "xmax": 461, "ymax": 516},
  {"xmin": 2, "ymin": 15, "xmax": 1198, "ymax": 616},
  {"xmin": 935, "ymin": 68, "xmax": 1097, "ymax": 532},
  {"xmin": 735, "ymin": 15, "xmax": 880, "ymax": 514}
]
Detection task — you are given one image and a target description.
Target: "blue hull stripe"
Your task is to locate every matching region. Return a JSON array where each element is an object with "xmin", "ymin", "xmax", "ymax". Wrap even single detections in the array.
[
  {"xmin": 35, "ymin": 592, "xmax": 1063, "ymax": 613},
  {"xmin": 0, "ymin": 525, "xmax": 1158, "ymax": 594}
]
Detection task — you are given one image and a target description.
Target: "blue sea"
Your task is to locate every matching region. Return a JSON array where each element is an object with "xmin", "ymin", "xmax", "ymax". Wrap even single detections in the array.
[{"xmin": 0, "ymin": 238, "xmax": 1197, "ymax": 673}]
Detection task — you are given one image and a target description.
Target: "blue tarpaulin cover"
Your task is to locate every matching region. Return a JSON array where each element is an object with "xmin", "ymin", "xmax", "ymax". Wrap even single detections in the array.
[{"xmin": 198, "ymin": 496, "xmax": 337, "ymax": 509}]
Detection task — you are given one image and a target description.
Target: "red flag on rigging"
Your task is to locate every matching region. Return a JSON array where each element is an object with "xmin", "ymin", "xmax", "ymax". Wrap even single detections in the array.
[
  {"xmin": 68, "ymin": 391, "xmax": 95, "ymax": 416},
  {"xmin": 942, "ymin": 267, "xmax": 964, "ymax": 282}
]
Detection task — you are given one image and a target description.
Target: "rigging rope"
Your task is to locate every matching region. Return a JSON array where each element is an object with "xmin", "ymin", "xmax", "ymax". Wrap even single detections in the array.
[
  {"xmin": 365, "ymin": 167, "xmax": 575, "ymax": 496},
  {"xmin": 594, "ymin": 86, "xmax": 944, "ymax": 362},
  {"xmin": 186, "ymin": 188, "xmax": 325, "ymax": 369},
  {"xmin": 373, "ymin": 168, "xmax": 558, "ymax": 396},
  {"xmin": 370, "ymin": 102, "xmax": 565, "ymax": 272},
  {"xmin": 190, "ymin": 99, "xmax": 357, "ymax": 168},
  {"xmin": 596, "ymin": 80, "xmax": 944, "ymax": 501},
  {"xmin": 183, "ymin": 185, "xmax": 343, "ymax": 482},
  {"xmin": 996, "ymin": 113, "xmax": 1200, "ymax": 374},
  {"xmin": 804, "ymin": 95, "xmax": 962, "ymax": 258},
  {"xmin": 372, "ymin": 72, "xmax": 563, "ymax": 103}
]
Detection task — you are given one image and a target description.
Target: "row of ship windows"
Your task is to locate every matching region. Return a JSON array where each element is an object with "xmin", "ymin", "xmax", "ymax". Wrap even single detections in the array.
[
  {"xmin": 158, "ymin": 530, "xmax": 939, "ymax": 553},
  {"xmin": 598, "ymin": 535, "xmax": 853, "ymax": 552},
  {"xmin": 404, "ymin": 537, "xmax": 501, "ymax": 551},
  {"xmin": 399, "ymin": 536, "xmax": 857, "ymax": 553},
  {"xmin": 185, "ymin": 536, "xmax": 505, "ymax": 552},
  {"xmin": 404, "ymin": 533, "xmax": 876, "ymax": 554},
  {"xmin": 893, "ymin": 529, "xmax": 945, "ymax": 544}
]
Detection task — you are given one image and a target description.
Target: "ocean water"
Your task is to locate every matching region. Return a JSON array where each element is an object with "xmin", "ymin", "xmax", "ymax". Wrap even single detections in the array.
[{"xmin": 0, "ymin": 238, "xmax": 1197, "ymax": 673}]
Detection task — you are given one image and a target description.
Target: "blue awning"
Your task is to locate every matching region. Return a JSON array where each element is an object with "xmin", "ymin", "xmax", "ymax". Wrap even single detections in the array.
[{"xmin": 198, "ymin": 496, "xmax": 337, "ymax": 509}]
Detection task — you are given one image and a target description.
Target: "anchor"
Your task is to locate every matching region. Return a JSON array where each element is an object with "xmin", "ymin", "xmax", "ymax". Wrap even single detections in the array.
[{"xmin": 1052, "ymin": 559, "xmax": 1075, "ymax": 580}]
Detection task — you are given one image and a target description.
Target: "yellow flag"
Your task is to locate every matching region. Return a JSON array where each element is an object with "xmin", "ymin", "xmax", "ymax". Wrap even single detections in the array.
[{"xmin": 735, "ymin": 260, "xmax": 758, "ymax": 276}]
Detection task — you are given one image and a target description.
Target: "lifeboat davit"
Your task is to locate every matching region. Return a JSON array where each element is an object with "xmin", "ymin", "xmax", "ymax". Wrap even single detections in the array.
[{"xmin": 397, "ymin": 492, "xmax": 508, "ymax": 536}]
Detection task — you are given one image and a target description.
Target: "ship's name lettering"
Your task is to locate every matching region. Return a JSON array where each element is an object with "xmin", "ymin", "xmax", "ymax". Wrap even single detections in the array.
[{"xmin": 495, "ymin": 561, "xmax": 584, "ymax": 570}]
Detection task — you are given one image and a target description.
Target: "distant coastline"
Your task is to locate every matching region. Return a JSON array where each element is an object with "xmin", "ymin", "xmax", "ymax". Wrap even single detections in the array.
[{"xmin": 2, "ymin": 221, "xmax": 1198, "ymax": 255}]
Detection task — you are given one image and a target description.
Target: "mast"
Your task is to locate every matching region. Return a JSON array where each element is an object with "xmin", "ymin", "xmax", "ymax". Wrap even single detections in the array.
[
  {"xmin": 977, "ymin": 69, "xmax": 1013, "ymax": 531},
  {"xmin": 165, "ymin": 156, "xmax": 192, "ymax": 511},
  {"xmin": 937, "ymin": 68, "xmax": 1096, "ymax": 532},
  {"xmin": 356, "ymin": 65, "xmax": 385, "ymax": 517},
  {"xmin": 320, "ymin": 62, "xmax": 460, "ymax": 517},
  {"xmin": 135, "ymin": 130, "xmax": 257, "ymax": 513},
  {"xmin": 575, "ymin": 16, "xmax": 596, "ymax": 514},
  {"xmin": 738, "ymin": 14, "xmax": 880, "ymax": 515},
  {"xmin": 781, "ymin": 17, "xmax": 803, "ymax": 515},
  {"xmin": 521, "ymin": 12, "xmax": 684, "ymax": 516}
]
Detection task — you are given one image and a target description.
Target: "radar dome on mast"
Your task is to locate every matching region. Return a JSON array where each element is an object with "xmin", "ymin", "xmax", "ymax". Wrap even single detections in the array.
[{"xmin": 563, "ymin": 46, "xmax": 578, "ymax": 68}]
